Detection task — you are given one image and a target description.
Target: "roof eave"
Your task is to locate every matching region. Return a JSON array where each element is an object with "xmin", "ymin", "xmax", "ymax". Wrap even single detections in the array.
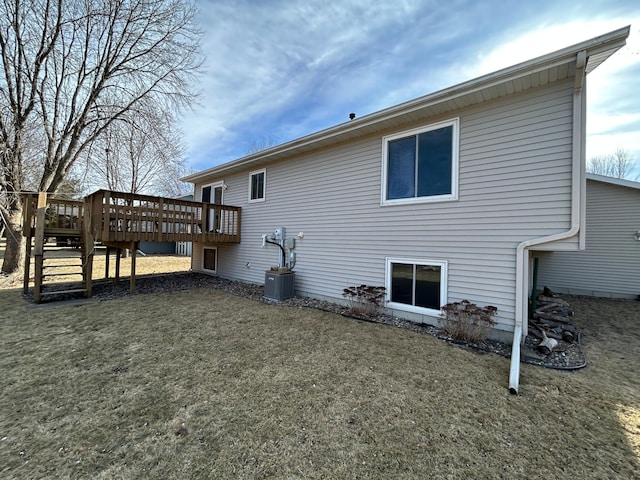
[
  {"xmin": 586, "ymin": 173, "xmax": 640, "ymax": 190},
  {"xmin": 182, "ymin": 26, "xmax": 630, "ymax": 184}
]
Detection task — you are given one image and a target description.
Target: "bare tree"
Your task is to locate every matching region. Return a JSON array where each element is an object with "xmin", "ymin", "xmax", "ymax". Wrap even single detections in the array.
[
  {"xmin": 247, "ymin": 135, "xmax": 281, "ymax": 154},
  {"xmin": 153, "ymin": 162, "xmax": 195, "ymax": 199},
  {"xmin": 81, "ymin": 105, "xmax": 190, "ymax": 197},
  {"xmin": 587, "ymin": 147, "xmax": 637, "ymax": 180},
  {"xmin": 0, "ymin": 0, "xmax": 202, "ymax": 274}
]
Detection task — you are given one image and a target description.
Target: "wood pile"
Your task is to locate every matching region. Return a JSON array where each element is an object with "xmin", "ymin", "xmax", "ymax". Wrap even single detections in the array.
[{"xmin": 528, "ymin": 290, "xmax": 578, "ymax": 354}]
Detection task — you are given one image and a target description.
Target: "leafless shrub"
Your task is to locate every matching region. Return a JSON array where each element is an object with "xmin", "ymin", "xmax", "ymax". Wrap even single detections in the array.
[
  {"xmin": 439, "ymin": 300, "xmax": 497, "ymax": 343},
  {"xmin": 342, "ymin": 285, "xmax": 386, "ymax": 317}
]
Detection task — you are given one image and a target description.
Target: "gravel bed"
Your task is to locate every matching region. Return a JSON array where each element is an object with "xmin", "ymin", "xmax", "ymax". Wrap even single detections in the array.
[{"xmin": 26, "ymin": 271, "xmax": 586, "ymax": 369}]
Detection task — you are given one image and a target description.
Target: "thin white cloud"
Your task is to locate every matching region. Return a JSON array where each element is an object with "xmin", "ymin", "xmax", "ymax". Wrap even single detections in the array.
[
  {"xmin": 185, "ymin": 0, "xmax": 404, "ymax": 165},
  {"xmin": 457, "ymin": 17, "xmax": 640, "ymax": 162},
  {"xmin": 183, "ymin": 0, "xmax": 640, "ymax": 171},
  {"xmin": 185, "ymin": 0, "xmax": 481, "ymax": 164}
]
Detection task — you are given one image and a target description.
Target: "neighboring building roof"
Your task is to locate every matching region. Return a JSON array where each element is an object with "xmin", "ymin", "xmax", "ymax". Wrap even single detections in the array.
[
  {"xmin": 586, "ymin": 173, "xmax": 640, "ymax": 190},
  {"xmin": 183, "ymin": 26, "xmax": 630, "ymax": 183}
]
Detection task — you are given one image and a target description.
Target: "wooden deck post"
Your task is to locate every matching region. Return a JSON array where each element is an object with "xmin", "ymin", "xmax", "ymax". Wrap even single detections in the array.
[
  {"xmin": 82, "ymin": 201, "xmax": 94, "ymax": 298},
  {"xmin": 105, "ymin": 246, "xmax": 111, "ymax": 279},
  {"xmin": 33, "ymin": 192, "xmax": 48, "ymax": 303},
  {"xmin": 130, "ymin": 241, "xmax": 138, "ymax": 294},
  {"xmin": 115, "ymin": 248, "xmax": 121, "ymax": 284},
  {"xmin": 23, "ymin": 236, "xmax": 32, "ymax": 294},
  {"xmin": 83, "ymin": 233, "xmax": 94, "ymax": 298},
  {"xmin": 22, "ymin": 195, "xmax": 34, "ymax": 294}
]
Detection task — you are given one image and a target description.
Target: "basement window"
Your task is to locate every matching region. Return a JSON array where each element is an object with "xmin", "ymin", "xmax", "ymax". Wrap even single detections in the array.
[
  {"xmin": 385, "ymin": 258, "xmax": 447, "ymax": 315},
  {"xmin": 382, "ymin": 118, "xmax": 459, "ymax": 205},
  {"xmin": 249, "ymin": 169, "xmax": 266, "ymax": 203},
  {"xmin": 203, "ymin": 247, "xmax": 217, "ymax": 273}
]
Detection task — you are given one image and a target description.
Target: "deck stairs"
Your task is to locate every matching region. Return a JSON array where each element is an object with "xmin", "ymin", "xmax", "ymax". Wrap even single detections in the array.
[
  {"xmin": 33, "ymin": 240, "xmax": 91, "ymax": 302},
  {"xmin": 24, "ymin": 193, "xmax": 94, "ymax": 303}
]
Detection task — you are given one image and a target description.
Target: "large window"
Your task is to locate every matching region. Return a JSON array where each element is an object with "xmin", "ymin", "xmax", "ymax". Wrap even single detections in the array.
[
  {"xmin": 249, "ymin": 169, "xmax": 266, "ymax": 202},
  {"xmin": 386, "ymin": 258, "xmax": 447, "ymax": 315},
  {"xmin": 382, "ymin": 119, "xmax": 459, "ymax": 205}
]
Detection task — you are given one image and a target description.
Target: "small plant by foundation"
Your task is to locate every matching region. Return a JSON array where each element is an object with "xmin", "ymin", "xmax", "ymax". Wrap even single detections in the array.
[
  {"xmin": 342, "ymin": 285, "xmax": 386, "ymax": 317},
  {"xmin": 439, "ymin": 300, "xmax": 497, "ymax": 343}
]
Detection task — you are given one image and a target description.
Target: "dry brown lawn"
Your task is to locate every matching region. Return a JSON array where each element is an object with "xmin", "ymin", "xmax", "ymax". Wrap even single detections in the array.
[
  {"xmin": 1, "ymin": 242, "xmax": 639, "ymax": 479},
  {"xmin": 0, "ymin": 243, "xmax": 191, "ymax": 289}
]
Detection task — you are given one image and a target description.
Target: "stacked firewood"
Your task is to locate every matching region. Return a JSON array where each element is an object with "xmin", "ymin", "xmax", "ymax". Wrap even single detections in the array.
[{"xmin": 528, "ymin": 290, "xmax": 578, "ymax": 354}]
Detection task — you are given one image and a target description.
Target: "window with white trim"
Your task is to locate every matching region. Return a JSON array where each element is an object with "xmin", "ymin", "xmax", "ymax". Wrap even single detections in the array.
[
  {"xmin": 386, "ymin": 258, "xmax": 447, "ymax": 315},
  {"xmin": 203, "ymin": 247, "xmax": 217, "ymax": 273},
  {"xmin": 201, "ymin": 182, "xmax": 223, "ymax": 205},
  {"xmin": 382, "ymin": 118, "xmax": 459, "ymax": 205},
  {"xmin": 201, "ymin": 181, "xmax": 224, "ymax": 233},
  {"xmin": 249, "ymin": 169, "xmax": 266, "ymax": 202}
]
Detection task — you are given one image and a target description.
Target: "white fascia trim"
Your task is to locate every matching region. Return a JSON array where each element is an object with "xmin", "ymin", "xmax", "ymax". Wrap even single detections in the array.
[
  {"xmin": 181, "ymin": 27, "xmax": 629, "ymax": 185},
  {"xmin": 586, "ymin": 173, "xmax": 640, "ymax": 190}
]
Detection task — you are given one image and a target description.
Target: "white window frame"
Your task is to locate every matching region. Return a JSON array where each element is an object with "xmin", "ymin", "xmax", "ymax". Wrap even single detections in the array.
[
  {"xmin": 385, "ymin": 257, "xmax": 448, "ymax": 316},
  {"xmin": 248, "ymin": 168, "xmax": 266, "ymax": 203},
  {"xmin": 199, "ymin": 181, "xmax": 225, "ymax": 233},
  {"xmin": 202, "ymin": 247, "xmax": 218, "ymax": 274},
  {"xmin": 381, "ymin": 118, "xmax": 459, "ymax": 206},
  {"xmin": 200, "ymin": 180, "xmax": 225, "ymax": 204}
]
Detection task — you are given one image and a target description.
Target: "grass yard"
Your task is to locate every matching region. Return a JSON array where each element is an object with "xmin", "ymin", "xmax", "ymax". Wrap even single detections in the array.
[
  {"xmin": 0, "ymin": 244, "xmax": 192, "ymax": 289},
  {"xmin": 0, "ymin": 248, "xmax": 639, "ymax": 478}
]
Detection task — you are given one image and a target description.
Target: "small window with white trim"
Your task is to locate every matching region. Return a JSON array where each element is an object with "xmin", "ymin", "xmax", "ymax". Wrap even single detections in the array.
[
  {"xmin": 249, "ymin": 168, "xmax": 266, "ymax": 203},
  {"xmin": 386, "ymin": 258, "xmax": 447, "ymax": 315},
  {"xmin": 203, "ymin": 247, "xmax": 217, "ymax": 273},
  {"xmin": 382, "ymin": 118, "xmax": 459, "ymax": 205}
]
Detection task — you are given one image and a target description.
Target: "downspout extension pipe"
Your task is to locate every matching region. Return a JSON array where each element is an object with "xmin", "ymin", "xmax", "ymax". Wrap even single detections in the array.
[
  {"xmin": 509, "ymin": 226, "xmax": 579, "ymax": 394},
  {"xmin": 509, "ymin": 50, "xmax": 586, "ymax": 395}
]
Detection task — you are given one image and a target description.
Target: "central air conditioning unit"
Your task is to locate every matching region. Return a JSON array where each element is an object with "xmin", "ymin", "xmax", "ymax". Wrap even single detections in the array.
[{"xmin": 264, "ymin": 270, "xmax": 295, "ymax": 301}]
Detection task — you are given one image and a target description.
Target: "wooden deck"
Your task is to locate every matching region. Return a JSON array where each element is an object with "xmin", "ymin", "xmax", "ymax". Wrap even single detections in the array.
[
  {"xmin": 22, "ymin": 190, "xmax": 241, "ymax": 301},
  {"xmin": 24, "ymin": 190, "xmax": 241, "ymax": 245}
]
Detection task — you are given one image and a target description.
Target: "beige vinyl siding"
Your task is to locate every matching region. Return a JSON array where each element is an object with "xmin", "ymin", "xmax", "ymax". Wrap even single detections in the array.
[
  {"xmin": 536, "ymin": 179, "xmax": 640, "ymax": 299},
  {"xmin": 192, "ymin": 80, "xmax": 577, "ymax": 334}
]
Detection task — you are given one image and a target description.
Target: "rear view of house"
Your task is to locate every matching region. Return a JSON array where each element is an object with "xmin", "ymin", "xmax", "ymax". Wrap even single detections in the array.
[
  {"xmin": 537, "ymin": 173, "xmax": 640, "ymax": 299},
  {"xmin": 183, "ymin": 27, "xmax": 630, "ymax": 392}
]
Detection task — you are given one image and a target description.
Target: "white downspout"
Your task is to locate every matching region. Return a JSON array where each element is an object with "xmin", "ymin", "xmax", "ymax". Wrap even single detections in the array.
[{"xmin": 509, "ymin": 50, "xmax": 587, "ymax": 394}]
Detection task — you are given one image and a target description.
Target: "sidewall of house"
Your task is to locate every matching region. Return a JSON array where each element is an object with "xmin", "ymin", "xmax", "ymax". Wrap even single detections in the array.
[
  {"xmin": 192, "ymin": 80, "xmax": 577, "ymax": 337},
  {"xmin": 537, "ymin": 179, "xmax": 640, "ymax": 298}
]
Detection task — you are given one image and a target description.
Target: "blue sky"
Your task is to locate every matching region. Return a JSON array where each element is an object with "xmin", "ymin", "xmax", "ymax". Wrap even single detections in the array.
[{"xmin": 183, "ymin": 0, "xmax": 640, "ymax": 177}]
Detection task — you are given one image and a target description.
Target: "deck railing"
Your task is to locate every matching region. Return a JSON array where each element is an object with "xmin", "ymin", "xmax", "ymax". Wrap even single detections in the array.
[
  {"xmin": 22, "ymin": 194, "xmax": 85, "ymax": 235},
  {"xmin": 85, "ymin": 189, "xmax": 241, "ymax": 244}
]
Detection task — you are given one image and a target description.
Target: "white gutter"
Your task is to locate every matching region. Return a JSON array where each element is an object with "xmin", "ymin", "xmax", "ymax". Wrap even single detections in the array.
[
  {"xmin": 508, "ymin": 50, "xmax": 587, "ymax": 395},
  {"xmin": 586, "ymin": 173, "xmax": 640, "ymax": 190},
  {"xmin": 182, "ymin": 27, "xmax": 629, "ymax": 185}
]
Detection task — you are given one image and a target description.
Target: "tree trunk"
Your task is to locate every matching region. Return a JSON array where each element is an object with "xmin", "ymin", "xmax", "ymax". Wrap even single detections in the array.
[{"xmin": 1, "ymin": 205, "xmax": 25, "ymax": 275}]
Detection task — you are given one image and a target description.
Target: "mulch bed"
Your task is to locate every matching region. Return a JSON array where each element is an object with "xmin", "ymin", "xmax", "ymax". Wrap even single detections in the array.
[{"xmin": 24, "ymin": 271, "xmax": 587, "ymax": 370}]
